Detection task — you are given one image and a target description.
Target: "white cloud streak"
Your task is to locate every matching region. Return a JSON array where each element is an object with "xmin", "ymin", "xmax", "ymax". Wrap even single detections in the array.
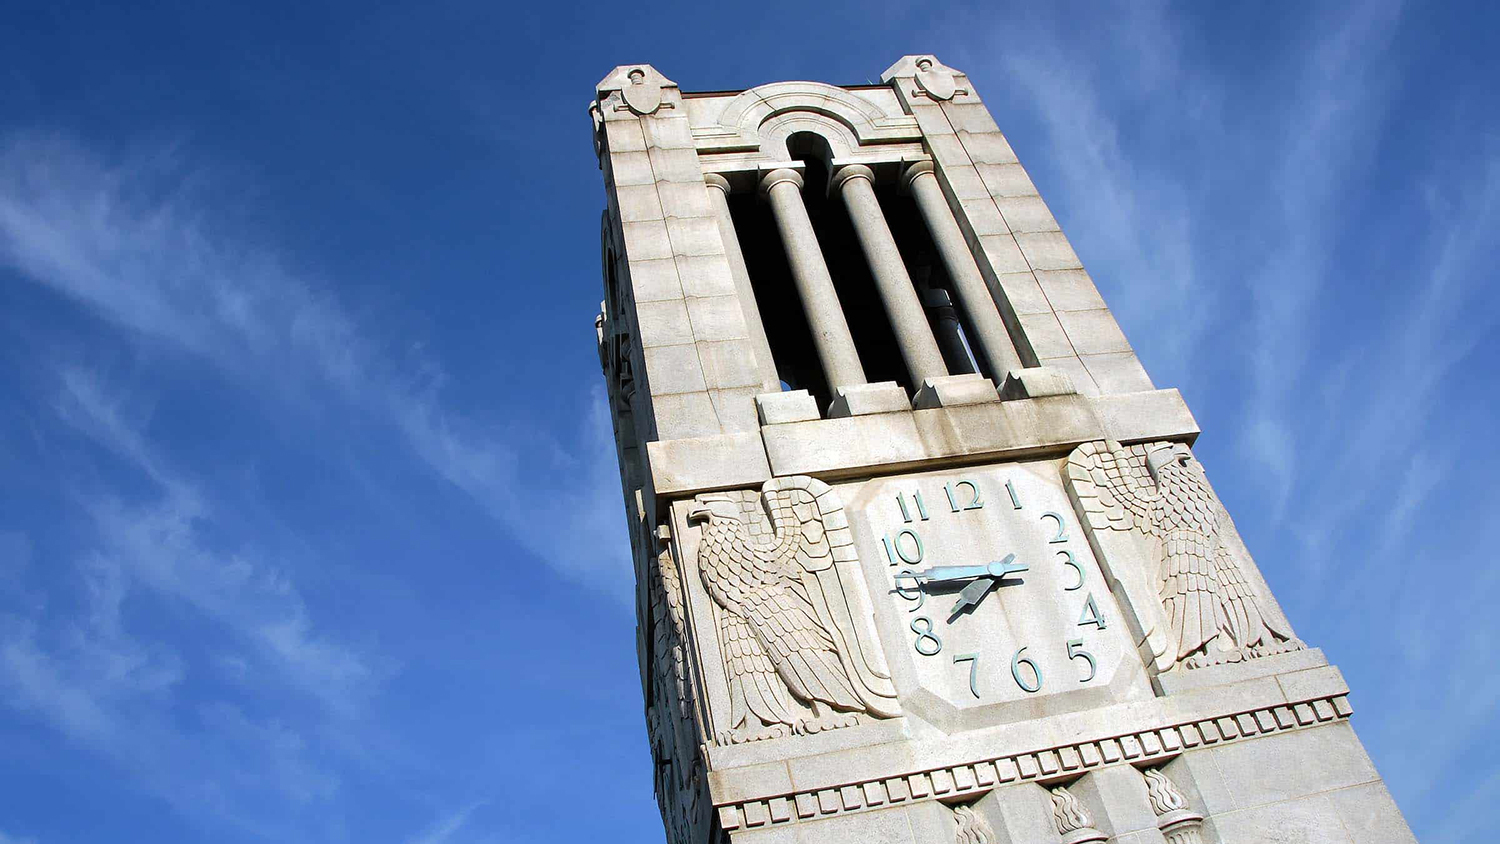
[
  {"xmin": 0, "ymin": 129, "xmax": 629, "ymax": 836},
  {"xmin": 405, "ymin": 800, "xmax": 489, "ymax": 844},
  {"xmin": 0, "ymin": 131, "xmax": 630, "ymax": 601}
]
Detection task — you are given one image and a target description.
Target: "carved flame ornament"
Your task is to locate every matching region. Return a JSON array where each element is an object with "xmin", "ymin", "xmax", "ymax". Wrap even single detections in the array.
[
  {"xmin": 1143, "ymin": 767, "xmax": 1205, "ymax": 844},
  {"xmin": 1050, "ymin": 785, "xmax": 1107, "ymax": 844},
  {"xmin": 689, "ymin": 475, "xmax": 900, "ymax": 744},
  {"xmin": 952, "ymin": 803, "xmax": 994, "ymax": 844},
  {"xmin": 1066, "ymin": 440, "xmax": 1303, "ymax": 672}
]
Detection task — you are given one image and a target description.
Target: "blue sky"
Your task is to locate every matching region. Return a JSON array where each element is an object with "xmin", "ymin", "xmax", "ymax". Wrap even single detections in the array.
[{"xmin": 0, "ymin": 1, "xmax": 1495, "ymax": 841}]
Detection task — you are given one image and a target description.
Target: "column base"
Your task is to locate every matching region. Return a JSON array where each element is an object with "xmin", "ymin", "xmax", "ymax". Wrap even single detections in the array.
[
  {"xmin": 828, "ymin": 382, "xmax": 910, "ymax": 418},
  {"xmin": 912, "ymin": 373, "xmax": 999, "ymax": 409},
  {"xmin": 1000, "ymin": 366, "xmax": 1077, "ymax": 400},
  {"xmin": 755, "ymin": 389, "xmax": 822, "ymax": 425}
]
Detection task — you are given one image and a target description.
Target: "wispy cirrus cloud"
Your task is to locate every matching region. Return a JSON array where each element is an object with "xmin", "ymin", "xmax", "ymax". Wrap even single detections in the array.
[
  {"xmin": 0, "ymin": 366, "xmax": 355, "ymax": 835},
  {"xmin": 0, "ymin": 128, "xmax": 630, "ymax": 836},
  {"xmin": 1236, "ymin": 0, "xmax": 1406, "ymax": 514},
  {"xmin": 405, "ymin": 799, "xmax": 490, "ymax": 844},
  {"xmin": 0, "ymin": 131, "xmax": 629, "ymax": 601},
  {"xmin": 52, "ymin": 367, "xmax": 376, "ymax": 713}
]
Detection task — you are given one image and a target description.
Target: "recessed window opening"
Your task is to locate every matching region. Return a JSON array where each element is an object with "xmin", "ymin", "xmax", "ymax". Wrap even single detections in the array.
[
  {"xmin": 881, "ymin": 188, "xmax": 983, "ymax": 377},
  {"xmin": 786, "ymin": 131, "xmax": 910, "ymax": 394},
  {"xmin": 727, "ymin": 190, "xmax": 830, "ymax": 405}
]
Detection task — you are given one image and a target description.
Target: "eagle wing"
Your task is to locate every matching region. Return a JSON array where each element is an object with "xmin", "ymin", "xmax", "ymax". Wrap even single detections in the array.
[
  {"xmin": 1065, "ymin": 440, "xmax": 1173, "ymax": 672},
  {"xmin": 740, "ymin": 568, "xmax": 865, "ymax": 712},
  {"xmin": 763, "ymin": 477, "xmax": 900, "ymax": 718},
  {"xmin": 1065, "ymin": 440, "xmax": 1162, "ymax": 534},
  {"xmin": 1213, "ymin": 545, "xmax": 1293, "ymax": 650},
  {"xmin": 1159, "ymin": 529, "xmax": 1226, "ymax": 664},
  {"xmin": 695, "ymin": 494, "xmax": 867, "ymax": 714},
  {"xmin": 719, "ymin": 609, "xmax": 793, "ymax": 730}
]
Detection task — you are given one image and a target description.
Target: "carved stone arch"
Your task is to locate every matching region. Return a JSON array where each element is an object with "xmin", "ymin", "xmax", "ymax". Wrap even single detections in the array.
[
  {"xmin": 696, "ymin": 81, "xmax": 921, "ymax": 153},
  {"xmin": 758, "ymin": 112, "xmax": 860, "ymax": 161}
]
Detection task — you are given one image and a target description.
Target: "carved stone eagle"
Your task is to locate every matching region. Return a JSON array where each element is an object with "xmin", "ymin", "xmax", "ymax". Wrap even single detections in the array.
[
  {"xmin": 688, "ymin": 476, "xmax": 899, "ymax": 744},
  {"xmin": 1066, "ymin": 440, "xmax": 1302, "ymax": 672}
]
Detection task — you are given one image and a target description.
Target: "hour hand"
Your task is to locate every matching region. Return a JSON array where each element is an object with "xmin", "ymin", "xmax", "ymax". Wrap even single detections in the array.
[{"xmin": 948, "ymin": 577, "xmax": 997, "ymax": 622}]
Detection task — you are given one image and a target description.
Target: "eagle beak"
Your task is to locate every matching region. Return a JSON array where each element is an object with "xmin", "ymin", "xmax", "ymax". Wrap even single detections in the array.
[{"xmin": 688, "ymin": 494, "xmax": 733, "ymax": 524}]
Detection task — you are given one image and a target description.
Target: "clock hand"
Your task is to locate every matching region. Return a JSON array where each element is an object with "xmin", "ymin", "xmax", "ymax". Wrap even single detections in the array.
[
  {"xmin": 986, "ymin": 556, "xmax": 1029, "ymax": 579},
  {"xmin": 948, "ymin": 576, "xmax": 998, "ymax": 622},
  {"xmin": 911, "ymin": 564, "xmax": 991, "ymax": 583},
  {"xmin": 913, "ymin": 554, "xmax": 1023, "ymax": 585}
]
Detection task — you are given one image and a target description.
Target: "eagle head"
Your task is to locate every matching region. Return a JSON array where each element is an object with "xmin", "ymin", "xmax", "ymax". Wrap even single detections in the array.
[
  {"xmin": 1145, "ymin": 442, "xmax": 1194, "ymax": 485},
  {"xmin": 687, "ymin": 493, "xmax": 740, "ymax": 526}
]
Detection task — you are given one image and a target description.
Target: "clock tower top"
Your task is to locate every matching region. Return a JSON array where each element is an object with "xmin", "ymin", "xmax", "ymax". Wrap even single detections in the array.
[{"xmin": 592, "ymin": 56, "xmax": 1413, "ymax": 844}]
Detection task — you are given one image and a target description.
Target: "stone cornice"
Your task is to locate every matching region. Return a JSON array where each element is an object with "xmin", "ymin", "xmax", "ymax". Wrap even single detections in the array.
[{"xmin": 715, "ymin": 687, "xmax": 1353, "ymax": 832}]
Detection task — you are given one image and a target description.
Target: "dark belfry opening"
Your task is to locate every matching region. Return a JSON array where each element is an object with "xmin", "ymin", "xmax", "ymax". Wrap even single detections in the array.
[
  {"xmin": 727, "ymin": 190, "xmax": 831, "ymax": 404},
  {"xmin": 878, "ymin": 188, "xmax": 983, "ymax": 378},
  {"xmin": 726, "ymin": 131, "xmax": 986, "ymax": 407},
  {"xmin": 785, "ymin": 134, "xmax": 910, "ymax": 397}
]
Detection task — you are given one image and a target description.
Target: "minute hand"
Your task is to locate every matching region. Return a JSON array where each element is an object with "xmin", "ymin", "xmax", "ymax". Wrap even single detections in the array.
[{"xmin": 913, "ymin": 554, "xmax": 1027, "ymax": 584}]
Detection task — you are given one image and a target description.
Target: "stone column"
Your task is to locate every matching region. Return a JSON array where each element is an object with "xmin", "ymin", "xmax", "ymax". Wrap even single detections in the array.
[
  {"xmin": 704, "ymin": 173, "xmax": 780, "ymax": 393},
  {"xmin": 832, "ymin": 164, "xmax": 949, "ymax": 387},
  {"xmin": 905, "ymin": 160, "xmax": 1023, "ymax": 380},
  {"xmin": 921, "ymin": 287, "xmax": 975, "ymax": 375},
  {"xmin": 760, "ymin": 168, "xmax": 867, "ymax": 390}
]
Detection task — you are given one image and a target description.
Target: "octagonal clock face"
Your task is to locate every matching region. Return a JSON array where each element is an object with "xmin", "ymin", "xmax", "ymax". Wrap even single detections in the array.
[{"xmin": 843, "ymin": 458, "xmax": 1148, "ymax": 723}]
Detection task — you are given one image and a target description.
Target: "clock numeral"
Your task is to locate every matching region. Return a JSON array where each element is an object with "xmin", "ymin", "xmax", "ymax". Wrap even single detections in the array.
[
  {"xmin": 1010, "ymin": 646, "xmax": 1043, "ymax": 693},
  {"xmin": 954, "ymin": 652, "xmax": 980, "ymax": 698},
  {"xmin": 911, "ymin": 617, "xmax": 943, "ymax": 656},
  {"xmin": 1077, "ymin": 592, "xmax": 1107, "ymax": 630},
  {"xmin": 896, "ymin": 491, "xmax": 929, "ymax": 523},
  {"xmin": 1005, "ymin": 479, "xmax": 1022, "ymax": 510},
  {"xmin": 882, "ymin": 529, "xmax": 924, "ymax": 565},
  {"xmin": 1057, "ymin": 550, "xmax": 1085, "ymax": 591},
  {"xmin": 891, "ymin": 569, "xmax": 925, "ymax": 612},
  {"xmin": 1067, "ymin": 638, "xmax": 1096, "ymax": 683},
  {"xmin": 943, "ymin": 479, "xmax": 983, "ymax": 512},
  {"xmin": 1040, "ymin": 511, "xmax": 1068, "ymax": 544}
]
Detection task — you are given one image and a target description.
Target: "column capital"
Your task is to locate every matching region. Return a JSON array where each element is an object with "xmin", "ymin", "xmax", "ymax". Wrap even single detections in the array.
[
  {"xmin": 829, "ymin": 163, "xmax": 875, "ymax": 194},
  {"xmin": 901, "ymin": 159, "xmax": 937, "ymax": 192},
  {"xmin": 758, "ymin": 168, "xmax": 804, "ymax": 197},
  {"xmin": 703, "ymin": 172, "xmax": 731, "ymax": 194}
]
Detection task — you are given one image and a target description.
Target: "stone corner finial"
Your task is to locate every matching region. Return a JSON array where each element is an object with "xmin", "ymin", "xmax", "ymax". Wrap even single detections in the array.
[
  {"xmin": 880, "ymin": 55, "xmax": 967, "ymax": 101},
  {"xmin": 597, "ymin": 64, "xmax": 679, "ymax": 116}
]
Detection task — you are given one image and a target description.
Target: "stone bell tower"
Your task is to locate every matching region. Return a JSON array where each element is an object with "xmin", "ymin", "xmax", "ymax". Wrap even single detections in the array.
[{"xmin": 592, "ymin": 57, "xmax": 1414, "ymax": 844}]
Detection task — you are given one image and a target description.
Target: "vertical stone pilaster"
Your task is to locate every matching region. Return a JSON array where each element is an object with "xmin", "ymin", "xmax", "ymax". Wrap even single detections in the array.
[
  {"xmin": 705, "ymin": 173, "xmax": 780, "ymax": 394},
  {"xmin": 597, "ymin": 65, "xmax": 774, "ymax": 440},
  {"xmin": 883, "ymin": 56, "xmax": 1155, "ymax": 397}
]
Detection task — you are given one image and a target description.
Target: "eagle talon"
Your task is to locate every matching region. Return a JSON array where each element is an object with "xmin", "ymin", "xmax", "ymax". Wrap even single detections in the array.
[
  {"xmin": 718, "ymin": 725, "xmax": 789, "ymax": 745},
  {"xmin": 796, "ymin": 713, "xmax": 859, "ymax": 735}
]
